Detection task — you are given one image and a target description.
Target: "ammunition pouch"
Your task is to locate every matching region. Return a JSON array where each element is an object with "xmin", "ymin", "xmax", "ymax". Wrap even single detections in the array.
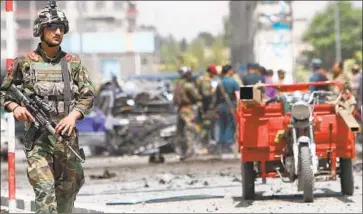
[{"xmin": 23, "ymin": 123, "xmax": 42, "ymax": 151}]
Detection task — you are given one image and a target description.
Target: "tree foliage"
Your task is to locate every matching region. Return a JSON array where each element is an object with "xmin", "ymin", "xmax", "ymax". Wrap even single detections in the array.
[
  {"xmin": 159, "ymin": 16, "xmax": 230, "ymax": 72},
  {"xmin": 303, "ymin": 1, "xmax": 362, "ymax": 68}
]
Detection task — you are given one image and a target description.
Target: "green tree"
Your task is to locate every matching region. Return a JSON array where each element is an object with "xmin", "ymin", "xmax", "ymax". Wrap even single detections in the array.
[
  {"xmin": 180, "ymin": 38, "xmax": 188, "ymax": 52},
  {"xmin": 206, "ymin": 35, "xmax": 228, "ymax": 66},
  {"xmin": 197, "ymin": 32, "xmax": 215, "ymax": 47},
  {"xmin": 186, "ymin": 38, "xmax": 206, "ymax": 70},
  {"xmin": 303, "ymin": 1, "xmax": 362, "ymax": 68},
  {"xmin": 160, "ymin": 35, "xmax": 181, "ymax": 72}
]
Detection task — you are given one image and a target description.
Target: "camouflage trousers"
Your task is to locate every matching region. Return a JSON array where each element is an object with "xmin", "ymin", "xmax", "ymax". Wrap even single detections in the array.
[
  {"xmin": 25, "ymin": 129, "xmax": 84, "ymax": 214},
  {"xmin": 200, "ymin": 110, "xmax": 217, "ymax": 145},
  {"xmin": 176, "ymin": 106, "xmax": 202, "ymax": 158}
]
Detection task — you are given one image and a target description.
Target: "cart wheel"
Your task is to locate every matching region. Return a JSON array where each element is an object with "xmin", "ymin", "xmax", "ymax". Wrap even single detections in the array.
[
  {"xmin": 299, "ymin": 145, "xmax": 314, "ymax": 202},
  {"xmin": 339, "ymin": 158, "xmax": 354, "ymax": 195},
  {"xmin": 241, "ymin": 162, "xmax": 255, "ymax": 200},
  {"xmin": 158, "ymin": 155, "xmax": 165, "ymax": 164},
  {"xmin": 149, "ymin": 155, "xmax": 157, "ymax": 164}
]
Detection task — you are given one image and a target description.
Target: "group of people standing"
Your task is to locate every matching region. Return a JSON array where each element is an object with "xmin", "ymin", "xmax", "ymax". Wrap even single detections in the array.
[
  {"xmin": 172, "ymin": 63, "xmax": 288, "ymax": 160},
  {"xmin": 308, "ymin": 58, "xmax": 362, "ymax": 104},
  {"xmin": 172, "ymin": 58, "xmax": 362, "ymax": 160}
]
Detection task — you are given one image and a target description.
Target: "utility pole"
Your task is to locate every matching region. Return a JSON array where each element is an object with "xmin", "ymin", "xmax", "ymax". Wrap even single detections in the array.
[{"xmin": 334, "ymin": 2, "xmax": 342, "ymax": 61}]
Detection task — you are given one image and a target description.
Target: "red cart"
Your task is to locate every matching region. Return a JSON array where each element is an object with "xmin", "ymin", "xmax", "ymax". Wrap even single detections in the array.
[{"xmin": 236, "ymin": 81, "xmax": 360, "ymax": 202}]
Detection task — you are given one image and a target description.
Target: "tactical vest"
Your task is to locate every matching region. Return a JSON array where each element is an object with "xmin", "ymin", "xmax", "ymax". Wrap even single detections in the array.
[
  {"xmin": 198, "ymin": 75, "xmax": 213, "ymax": 98},
  {"xmin": 173, "ymin": 80, "xmax": 191, "ymax": 106},
  {"xmin": 24, "ymin": 52, "xmax": 79, "ymax": 118}
]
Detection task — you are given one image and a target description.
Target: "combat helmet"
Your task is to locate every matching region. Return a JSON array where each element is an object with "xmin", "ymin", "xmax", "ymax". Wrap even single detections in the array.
[
  {"xmin": 33, "ymin": 0, "xmax": 69, "ymax": 37},
  {"xmin": 178, "ymin": 66, "xmax": 192, "ymax": 77}
]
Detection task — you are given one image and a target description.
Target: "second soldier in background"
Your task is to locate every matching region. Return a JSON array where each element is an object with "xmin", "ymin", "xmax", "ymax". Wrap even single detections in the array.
[{"xmin": 173, "ymin": 67, "xmax": 203, "ymax": 160}]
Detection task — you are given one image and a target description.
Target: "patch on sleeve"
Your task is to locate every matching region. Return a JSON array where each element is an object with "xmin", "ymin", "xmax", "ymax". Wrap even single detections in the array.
[
  {"xmin": 6, "ymin": 61, "xmax": 13, "ymax": 74},
  {"xmin": 65, "ymin": 53, "xmax": 72, "ymax": 61},
  {"xmin": 27, "ymin": 51, "xmax": 40, "ymax": 62},
  {"xmin": 70, "ymin": 54, "xmax": 81, "ymax": 64}
]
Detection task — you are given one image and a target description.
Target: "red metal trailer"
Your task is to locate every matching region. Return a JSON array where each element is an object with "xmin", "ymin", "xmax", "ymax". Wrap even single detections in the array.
[{"xmin": 236, "ymin": 81, "xmax": 360, "ymax": 202}]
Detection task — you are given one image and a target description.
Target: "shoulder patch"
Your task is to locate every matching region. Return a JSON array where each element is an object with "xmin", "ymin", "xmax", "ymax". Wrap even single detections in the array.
[
  {"xmin": 65, "ymin": 53, "xmax": 72, "ymax": 61},
  {"xmin": 6, "ymin": 59, "xmax": 14, "ymax": 73},
  {"xmin": 67, "ymin": 53, "xmax": 81, "ymax": 63},
  {"xmin": 27, "ymin": 51, "xmax": 40, "ymax": 62}
]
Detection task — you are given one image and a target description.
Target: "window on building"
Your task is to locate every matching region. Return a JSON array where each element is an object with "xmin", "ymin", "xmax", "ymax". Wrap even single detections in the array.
[{"xmin": 95, "ymin": 1, "xmax": 105, "ymax": 10}]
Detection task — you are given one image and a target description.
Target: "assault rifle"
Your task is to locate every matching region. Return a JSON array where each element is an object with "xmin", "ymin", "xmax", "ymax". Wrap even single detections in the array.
[{"xmin": 8, "ymin": 84, "xmax": 85, "ymax": 163}]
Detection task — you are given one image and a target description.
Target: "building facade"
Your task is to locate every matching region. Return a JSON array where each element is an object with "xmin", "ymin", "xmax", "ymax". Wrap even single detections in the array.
[
  {"xmin": 1, "ymin": 1, "xmax": 159, "ymax": 88},
  {"xmin": 10, "ymin": 1, "xmax": 138, "ymax": 53}
]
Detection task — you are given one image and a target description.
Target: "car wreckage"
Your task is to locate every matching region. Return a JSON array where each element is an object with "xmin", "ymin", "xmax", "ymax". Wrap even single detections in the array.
[
  {"xmin": 236, "ymin": 81, "xmax": 361, "ymax": 202},
  {"xmin": 88, "ymin": 77, "xmax": 178, "ymax": 163}
]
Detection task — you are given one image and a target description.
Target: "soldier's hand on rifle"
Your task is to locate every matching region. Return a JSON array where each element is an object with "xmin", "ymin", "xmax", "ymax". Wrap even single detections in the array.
[
  {"xmin": 12, "ymin": 105, "xmax": 35, "ymax": 122},
  {"xmin": 55, "ymin": 111, "xmax": 81, "ymax": 136}
]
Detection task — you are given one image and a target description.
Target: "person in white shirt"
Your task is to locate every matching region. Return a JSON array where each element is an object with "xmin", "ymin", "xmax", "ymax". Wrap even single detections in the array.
[{"xmin": 351, "ymin": 64, "xmax": 362, "ymax": 100}]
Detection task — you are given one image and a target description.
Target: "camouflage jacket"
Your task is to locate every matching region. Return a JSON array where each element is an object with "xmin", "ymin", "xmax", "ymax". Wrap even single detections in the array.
[
  {"xmin": 195, "ymin": 73, "xmax": 216, "ymax": 98},
  {"xmin": 331, "ymin": 72, "xmax": 351, "ymax": 93},
  {"xmin": 0, "ymin": 44, "xmax": 95, "ymax": 120},
  {"xmin": 173, "ymin": 78, "xmax": 202, "ymax": 107}
]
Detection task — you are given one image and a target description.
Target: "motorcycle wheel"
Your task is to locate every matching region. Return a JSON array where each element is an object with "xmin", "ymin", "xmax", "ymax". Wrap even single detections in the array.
[
  {"xmin": 339, "ymin": 158, "xmax": 354, "ymax": 195},
  {"xmin": 241, "ymin": 162, "xmax": 255, "ymax": 200},
  {"xmin": 299, "ymin": 145, "xmax": 314, "ymax": 202}
]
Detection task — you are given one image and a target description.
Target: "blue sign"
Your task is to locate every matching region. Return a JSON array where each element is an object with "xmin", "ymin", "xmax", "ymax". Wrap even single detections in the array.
[{"xmin": 272, "ymin": 22, "xmax": 291, "ymax": 30}]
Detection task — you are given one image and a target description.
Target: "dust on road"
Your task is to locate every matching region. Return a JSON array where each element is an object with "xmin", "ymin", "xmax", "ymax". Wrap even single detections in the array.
[{"xmin": 1, "ymin": 153, "xmax": 362, "ymax": 213}]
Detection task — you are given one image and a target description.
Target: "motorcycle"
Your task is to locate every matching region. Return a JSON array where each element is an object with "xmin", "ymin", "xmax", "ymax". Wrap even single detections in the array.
[
  {"xmin": 271, "ymin": 90, "xmax": 334, "ymax": 201},
  {"xmin": 238, "ymin": 82, "xmax": 359, "ymax": 202}
]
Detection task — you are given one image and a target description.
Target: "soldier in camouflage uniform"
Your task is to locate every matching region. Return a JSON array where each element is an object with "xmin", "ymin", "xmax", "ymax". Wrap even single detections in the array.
[
  {"xmin": 173, "ymin": 66, "xmax": 203, "ymax": 160},
  {"xmin": 0, "ymin": 1, "xmax": 95, "ymax": 213},
  {"xmin": 331, "ymin": 61, "xmax": 351, "ymax": 93},
  {"xmin": 195, "ymin": 65, "xmax": 218, "ymax": 147}
]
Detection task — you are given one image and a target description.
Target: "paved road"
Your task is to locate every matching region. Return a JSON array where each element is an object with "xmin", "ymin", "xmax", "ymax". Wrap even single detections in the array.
[{"xmin": 1, "ymin": 149, "xmax": 362, "ymax": 213}]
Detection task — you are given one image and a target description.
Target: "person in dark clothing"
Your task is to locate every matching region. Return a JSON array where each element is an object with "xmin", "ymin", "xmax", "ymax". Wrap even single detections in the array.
[
  {"xmin": 243, "ymin": 63, "xmax": 265, "ymax": 85},
  {"xmin": 309, "ymin": 58, "xmax": 329, "ymax": 92}
]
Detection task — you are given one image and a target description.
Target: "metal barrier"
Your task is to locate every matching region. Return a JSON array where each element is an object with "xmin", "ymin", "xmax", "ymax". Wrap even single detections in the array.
[
  {"xmin": 4, "ymin": 0, "xmax": 16, "ymax": 212},
  {"xmin": 3, "ymin": 113, "xmax": 16, "ymax": 212}
]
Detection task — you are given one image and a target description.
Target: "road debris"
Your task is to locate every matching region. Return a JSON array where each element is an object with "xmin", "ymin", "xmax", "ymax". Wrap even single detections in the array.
[
  {"xmin": 105, "ymin": 194, "xmax": 225, "ymax": 205},
  {"xmin": 89, "ymin": 169, "xmax": 116, "ymax": 180}
]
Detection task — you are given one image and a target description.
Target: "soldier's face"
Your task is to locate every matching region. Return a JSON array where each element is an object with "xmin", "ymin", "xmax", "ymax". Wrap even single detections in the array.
[
  {"xmin": 43, "ymin": 23, "xmax": 65, "ymax": 46},
  {"xmin": 332, "ymin": 63, "xmax": 340, "ymax": 74}
]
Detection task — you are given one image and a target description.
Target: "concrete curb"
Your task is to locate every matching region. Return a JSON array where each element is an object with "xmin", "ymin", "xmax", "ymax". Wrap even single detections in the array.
[{"xmin": 1, "ymin": 192, "xmax": 121, "ymax": 213}]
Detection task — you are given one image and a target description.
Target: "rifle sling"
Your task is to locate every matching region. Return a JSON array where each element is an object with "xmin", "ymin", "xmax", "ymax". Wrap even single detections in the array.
[{"xmin": 60, "ymin": 57, "xmax": 71, "ymax": 114}]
